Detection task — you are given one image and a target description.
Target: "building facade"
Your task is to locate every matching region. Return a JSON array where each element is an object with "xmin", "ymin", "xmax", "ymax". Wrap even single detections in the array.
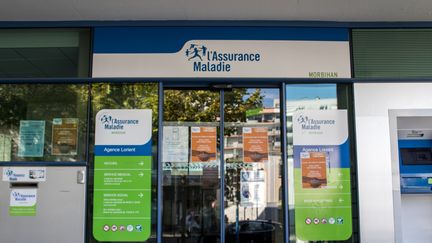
[{"xmin": 0, "ymin": 24, "xmax": 431, "ymax": 243}]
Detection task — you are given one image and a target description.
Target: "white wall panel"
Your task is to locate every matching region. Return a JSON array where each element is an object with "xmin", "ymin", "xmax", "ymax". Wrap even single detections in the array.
[{"xmin": 354, "ymin": 83, "xmax": 432, "ymax": 243}]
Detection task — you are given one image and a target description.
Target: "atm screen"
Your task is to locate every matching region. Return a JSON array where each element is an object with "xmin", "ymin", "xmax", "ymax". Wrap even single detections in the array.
[{"xmin": 400, "ymin": 148, "xmax": 432, "ymax": 165}]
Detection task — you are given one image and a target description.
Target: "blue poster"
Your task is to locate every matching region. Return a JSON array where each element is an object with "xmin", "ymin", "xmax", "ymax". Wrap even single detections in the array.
[{"xmin": 18, "ymin": 121, "xmax": 45, "ymax": 157}]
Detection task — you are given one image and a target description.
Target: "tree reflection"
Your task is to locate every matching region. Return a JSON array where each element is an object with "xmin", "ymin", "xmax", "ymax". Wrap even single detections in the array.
[
  {"xmin": 164, "ymin": 89, "xmax": 263, "ymax": 122},
  {"xmin": 0, "ymin": 84, "xmax": 88, "ymax": 162},
  {"xmin": 91, "ymin": 83, "xmax": 159, "ymax": 136}
]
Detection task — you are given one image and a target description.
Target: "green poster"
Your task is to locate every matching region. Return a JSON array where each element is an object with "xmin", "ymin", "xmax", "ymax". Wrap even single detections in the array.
[
  {"xmin": 93, "ymin": 109, "xmax": 153, "ymax": 242},
  {"xmin": 293, "ymin": 110, "xmax": 353, "ymax": 241}
]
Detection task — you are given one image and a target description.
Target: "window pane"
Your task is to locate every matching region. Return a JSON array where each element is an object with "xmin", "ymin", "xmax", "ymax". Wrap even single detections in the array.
[
  {"xmin": 0, "ymin": 29, "xmax": 90, "ymax": 78},
  {"xmin": 224, "ymin": 88, "xmax": 284, "ymax": 243},
  {"xmin": 286, "ymin": 84, "xmax": 357, "ymax": 243},
  {"xmin": 0, "ymin": 84, "xmax": 88, "ymax": 162}
]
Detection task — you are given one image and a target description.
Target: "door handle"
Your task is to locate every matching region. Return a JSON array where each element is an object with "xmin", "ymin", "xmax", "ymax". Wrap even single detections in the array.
[{"xmin": 77, "ymin": 170, "xmax": 86, "ymax": 184}]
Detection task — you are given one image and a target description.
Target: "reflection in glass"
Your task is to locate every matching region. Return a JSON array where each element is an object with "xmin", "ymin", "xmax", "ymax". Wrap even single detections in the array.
[
  {"xmin": 0, "ymin": 84, "xmax": 88, "ymax": 162},
  {"xmin": 162, "ymin": 90, "xmax": 221, "ymax": 243},
  {"xmin": 286, "ymin": 84, "xmax": 354, "ymax": 243},
  {"xmin": 224, "ymin": 88, "xmax": 284, "ymax": 243},
  {"xmin": 0, "ymin": 29, "xmax": 90, "ymax": 78}
]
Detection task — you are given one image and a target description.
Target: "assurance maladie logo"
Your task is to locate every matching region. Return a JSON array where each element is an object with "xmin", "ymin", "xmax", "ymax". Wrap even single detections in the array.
[
  {"xmin": 185, "ymin": 43, "xmax": 261, "ymax": 72},
  {"xmin": 5, "ymin": 169, "xmax": 14, "ymax": 177},
  {"xmin": 100, "ymin": 114, "xmax": 139, "ymax": 130},
  {"xmin": 297, "ymin": 114, "xmax": 336, "ymax": 130},
  {"xmin": 4, "ymin": 169, "xmax": 25, "ymax": 180},
  {"xmin": 12, "ymin": 191, "xmax": 36, "ymax": 201}
]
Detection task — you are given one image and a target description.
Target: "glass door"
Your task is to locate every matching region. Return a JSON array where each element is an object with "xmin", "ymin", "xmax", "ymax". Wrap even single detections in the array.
[
  {"xmin": 162, "ymin": 89, "xmax": 221, "ymax": 243},
  {"xmin": 223, "ymin": 88, "xmax": 284, "ymax": 243},
  {"xmin": 161, "ymin": 87, "xmax": 284, "ymax": 243}
]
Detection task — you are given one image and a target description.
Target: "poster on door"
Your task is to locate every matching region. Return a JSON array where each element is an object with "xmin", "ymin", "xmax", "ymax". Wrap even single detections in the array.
[
  {"xmin": 240, "ymin": 170, "xmax": 266, "ymax": 207},
  {"xmin": 162, "ymin": 126, "xmax": 189, "ymax": 163},
  {"xmin": 293, "ymin": 110, "xmax": 352, "ymax": 241},
  {"xmin": 93, "ymin": 109, "xmax": 152, "ymax": 242},
  {"xmin": 301, "ymin": 152, "xmax": 328, "ymax": 189},
  {"xmin": 52, "ymin": 118, "xmax": 78, "ymax": 155},
  {"xmin": 191, "ymin": 127, "xmax": 217, "ymax": 163},
  {"xmin": 243, "ymin": 127, "xmax": 269, "ymax": 163}
]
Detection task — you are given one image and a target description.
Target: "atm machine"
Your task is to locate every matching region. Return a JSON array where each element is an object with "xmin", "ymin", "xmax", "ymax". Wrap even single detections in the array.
[
  {"xmin": 398, "ymin": 128, "xmax": 432, "ymax": 194},
  {"xmin": 394, "ymin": 115, "xmax": 432, "ymax": 243}
]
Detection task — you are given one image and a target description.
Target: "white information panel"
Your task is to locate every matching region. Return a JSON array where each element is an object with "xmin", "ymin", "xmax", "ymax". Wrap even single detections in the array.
[
  {"xmin": 2, "ymin": 167, "xmax": 46, "ymax": 182},
  {"xmin": 93, "ymin": 40, "xmax": 350, "ymax": 78}
]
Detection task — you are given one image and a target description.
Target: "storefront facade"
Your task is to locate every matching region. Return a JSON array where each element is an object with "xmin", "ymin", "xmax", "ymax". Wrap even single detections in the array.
[{"xmin": 0, "ymin": 23, "xmax": 431, "ymax": 243}]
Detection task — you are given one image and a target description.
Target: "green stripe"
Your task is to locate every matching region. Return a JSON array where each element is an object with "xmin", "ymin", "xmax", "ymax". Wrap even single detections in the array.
[{"xmin": 10, "ymin": 205, "xmax": 36, "ymax": 216}]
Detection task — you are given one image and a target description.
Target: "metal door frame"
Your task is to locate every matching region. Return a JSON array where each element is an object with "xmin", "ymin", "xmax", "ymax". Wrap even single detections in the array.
[{"xmin": 156, "ymin": 83, "xmax": 288, "ymax": 243}]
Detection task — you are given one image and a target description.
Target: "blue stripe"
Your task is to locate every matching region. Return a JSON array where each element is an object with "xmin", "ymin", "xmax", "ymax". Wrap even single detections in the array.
[
  {"xmin": 398, "ymin": 139, "xmax": 432, "ymax": 148},
  {"xmin": 400, "ymin": 165, "xmax": 432, "ymax": 174},
  {"xmin": 5, "ymin": 20, "xmax": 432, "ymax": 29},
  {"xmin": 293, "ymin": 140, "xmax": 351, "ymax": 169},
  {"xmin": 93, "ymin": 27, "xmax": 348, "ymax": 54},
  {"xmin": 95, "ymin": 142, "xmax": 152, "ymax": 156},
  {"xmin": 0, "ymin": 162, "xmax": 87, "ymax": 166}
]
